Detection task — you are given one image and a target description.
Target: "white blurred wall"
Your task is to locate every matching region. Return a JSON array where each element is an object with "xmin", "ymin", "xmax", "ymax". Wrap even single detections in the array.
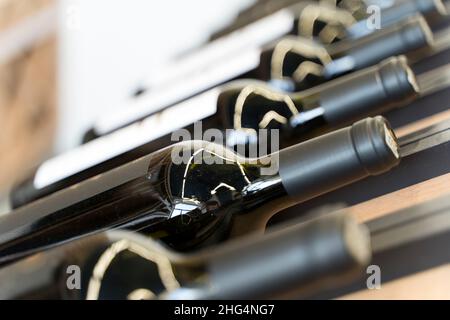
[{"xmin": 57, "ymin": 0, "xmax": 255, "ymax": 152}]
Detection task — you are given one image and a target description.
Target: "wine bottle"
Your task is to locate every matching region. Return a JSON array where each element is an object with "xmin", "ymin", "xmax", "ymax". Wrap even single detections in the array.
[
  {"xmin": 266, "ymin": 15, "xmax": 433, "ymax": 91},
  {"xmin": 209, "ymin": 0, "xmax": 360, "ymax": 43},
  {"xmin": 219, "ymin": 56, "xmax": 420, "ymax": 148},
  {"xmin": 345, "ymin": 0, "xmax": 449, "ymax": 39},
  {"xmin": 209, "ymin": 0, "xmax": 447, "ymax": 45},
  {"xmin": 106, "ymin": 3, "xmax": 354, "ymax": 132},
  {"xmin": 12, "ymin": 58, "xmax": 418, "ymax": 208},
  {"xmin": 84, "ymin": 10, "xmax": 447, "ymax": 140},
  {"xmin": 10, "ymin": 56, "xmax": 424, "ymax": 208},
  {"xmin": 0, "ymin": 117, "xmax": 400, "ymax": 264},
  {"xmin": 0, "ymin": 212, "xmax": 370, "ymax": 300},
  {"xmin": 293, "ymin": 0, "xmax": 445, "ymax": 44},
  {"xmin": 14, "ymin": 54, "xmax": 450, "ymax": 208}
]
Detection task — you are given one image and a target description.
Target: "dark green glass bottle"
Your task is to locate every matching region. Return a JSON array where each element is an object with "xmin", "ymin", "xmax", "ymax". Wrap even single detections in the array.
[
  {"xmin": 0, "ymin": 117, "xmax": 399, "ymax": 264},
  {"xmin": 0, "ymin": 212, "xmax": 370, "ymax": 300}
]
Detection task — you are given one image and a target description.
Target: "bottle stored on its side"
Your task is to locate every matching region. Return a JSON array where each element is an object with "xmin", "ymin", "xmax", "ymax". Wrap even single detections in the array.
[
  {"xmin": 0, "ymin": 212, "xmax": 370, "ymax": 300},
  {"xmin": 0, "ymin": 117, "xmax": 400, "ymax": 264},
  {"xmin": 90, "ymin": 2, "xmax": 355, "ymax": 140},
  {"xmin": 83, "ymin": 11, "xmax": 437, "ymax": 142},
  {"xmin": 345, "ymin": 0, "xmax": 449, "ymax": 39},
  {"xmin": 10, "ymin": 56, "xmax": 417, "ymax": 208},
  {"xmin": 219, "ymin": 56, "xmax": 418, "ymax": 149},
  {"xmin": 263, "ymin": 15, "xmax": 432, "ymax": 90},
  {"xmin": 211, "ymin": 0, "xmax": 447, "ymax": 45},
  {"xmin": 209, "ymin": 0, "xmax": 357, "ymax": 43}
]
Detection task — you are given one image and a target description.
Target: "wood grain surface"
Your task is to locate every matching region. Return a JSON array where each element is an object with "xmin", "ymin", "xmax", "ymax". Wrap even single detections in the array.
[
  {"xmin": 0, "ymin": 0, "xmax": 56, "ymax": 192},
  {"xmin": 342, "ymin": 107, "xmax": 450, "ymax": 223},
  {"xmin": 348, "ymin": 173, "xmax": 450, "ymax": 223},
  {"xmin": 335, "ymin": 108, "xmax": 450, "ymax": 299},
  {"xmin": 340, "ymin": 264, "xmax": 450, "ymax": 300},
  {"xmin": 395, "ymin": 108, "xmax": 450, "ymax": 138}
]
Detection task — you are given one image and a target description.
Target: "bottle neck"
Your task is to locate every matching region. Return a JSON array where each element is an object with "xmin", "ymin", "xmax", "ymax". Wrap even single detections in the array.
[
  {"xmin": 0, "ymin": 116, "xmax": 400, "ymax": 262},
  {"xmin": 285, "ymin": 107, "xmax": 327, "ymax": 137},
  {"xmin": 287, "ymin": 56, "xmax": 418, "ymax": 135},
  {"xmin": 326, "ymin": 16, "xmax": 432, "ymax": 77},
  {"xmin": 272, "ymin": 16, "xmax": 430, "ymax": 86},
  {"xmin": 277, "ymin": 117, "xmax": 400, "ymax": 204},
  {"xmin": 282, "ymin": 86, "xmax": 330, "ymax": 137},
  {"xmin": 166, "ymin": 211, "xmax": 371, "ymax": 300},
  {"xmin": 241, "ymin": 164, "xmax": 287, "ymax": 209}
]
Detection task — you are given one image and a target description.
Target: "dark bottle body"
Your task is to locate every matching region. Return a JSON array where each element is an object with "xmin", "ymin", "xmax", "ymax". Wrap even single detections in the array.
[
  {"xmin": 1, "ymin": 117, "xmax": 400, "ymax": 265},
  {"xmin": 217, "ymin": 56, "xmax": 418, "ymax": 150},
  {"xmin": 0, "ymin": 212, "xmax": 370, "ymax": 300},
  {"xmin": 216, "ymin": 80, "xmax": 325, "ymax": 152},
  {"xmin": 10, "ymin": 56, "xmax": 416, "ymax": 209},
  {"xmin": 1, "ymin": 141, "xmax": 288, "ymax": 263},
  {"xmin": 0, "ymin": 232, "xmax": 199, "ymax": 300},
  {"xmin": 264, "ymin": 15, "xmax": 432, "ymax": 91}
]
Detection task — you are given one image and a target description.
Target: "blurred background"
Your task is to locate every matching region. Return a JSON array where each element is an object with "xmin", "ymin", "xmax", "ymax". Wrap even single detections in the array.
[{"xmin": 0, "ymin": 0, "xmax": 256, "ymax": 211}]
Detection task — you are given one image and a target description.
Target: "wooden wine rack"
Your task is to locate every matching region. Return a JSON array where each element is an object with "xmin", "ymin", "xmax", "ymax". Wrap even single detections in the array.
[
  {"xmin": 272, "ymin": 67, "xmax": 450, "ymax": 298},
  {"xmin": 0, "ymin": 0, "xmax": 449, "ymax": 299}
]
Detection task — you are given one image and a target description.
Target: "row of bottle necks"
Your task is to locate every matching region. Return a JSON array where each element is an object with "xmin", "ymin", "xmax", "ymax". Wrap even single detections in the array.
[
  {"xmin": 1, "ymin": 0, "xmax": 450, "ymax": 299},
  {"xmin": 0, "ymin": 113, "xmax": 445, "ymax": 299},
  {"xmin": 10, "ymin": 0, "xmax": 450, "ymax": 206},
  {"xmin": 3, "ymin": 0, "xmax": 449, "ymax": 261},
  {"xmin": 4, "ymin": 0, "xmax": 449, "ymax": 261}
]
